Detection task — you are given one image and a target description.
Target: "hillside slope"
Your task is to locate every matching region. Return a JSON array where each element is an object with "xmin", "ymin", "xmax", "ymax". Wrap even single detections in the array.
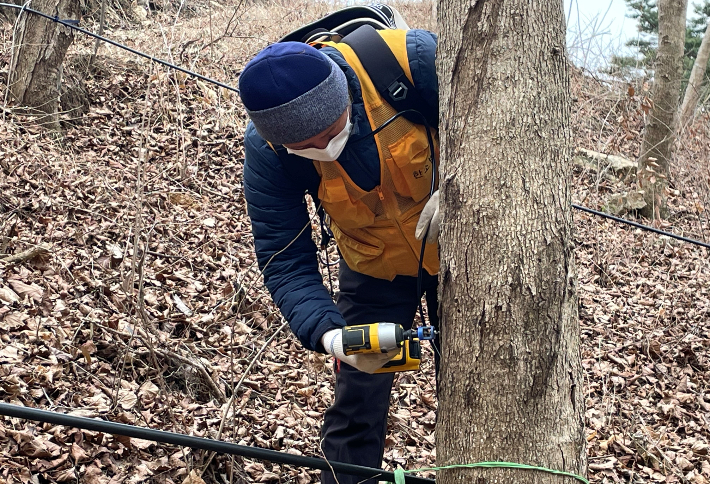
[{"xmin": 1, "ymin": 3, "xmax": 709, "ymax": 483}]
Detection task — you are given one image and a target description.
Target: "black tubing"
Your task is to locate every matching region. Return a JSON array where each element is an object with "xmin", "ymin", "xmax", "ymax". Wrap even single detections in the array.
[
  {"xmin": 1, "ymin": 4, "xmax": 708, "ymax": 252},
  {"xmin": 0, "ymin": 3, "xmax": 240, "ymax": 94},
  {"xmin": 572, "ymin": 204, "xmax": 710, "ymax": 250},
  {"xmin": 0, "ymin": 403, "xmax": 434, "ymax": 484}
]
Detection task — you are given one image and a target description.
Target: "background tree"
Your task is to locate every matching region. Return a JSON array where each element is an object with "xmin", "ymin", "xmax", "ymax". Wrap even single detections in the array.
[
  {"xmin": 636, "ymin": 0, "xmax": 688, "ymax": 220},
  {"xmin": 620, "ymin": 0, "xmax": 662, "ymax": 68},
  {"xmin": 679, "ymin": 18, "xmax": 710, "ymax": 128},
  {"xmin": 4, "ymin": 0, "xmax": 80, "ymax": 129},
  {"xmin": 436, "ymin": 0, "xmax": 585, "ymax": 482},
  {"xmin": 0, "ymin": 0, "xmax": 153, "ymax": 128},
  {"xmin": 611, "ymin": 0, "xmax": 710, "ymax": 87}
]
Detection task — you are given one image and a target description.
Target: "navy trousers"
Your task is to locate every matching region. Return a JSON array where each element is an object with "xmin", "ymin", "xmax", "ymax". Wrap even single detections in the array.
[{"xmin": 320, "ymin": 261, "xmax": 439, "ymax": 484}]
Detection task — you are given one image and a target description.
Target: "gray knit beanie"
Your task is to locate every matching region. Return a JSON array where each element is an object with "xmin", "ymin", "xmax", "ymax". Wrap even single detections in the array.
[{"xmin": 238, "ymin": 42, "xmax": 350, "ymax": 145}]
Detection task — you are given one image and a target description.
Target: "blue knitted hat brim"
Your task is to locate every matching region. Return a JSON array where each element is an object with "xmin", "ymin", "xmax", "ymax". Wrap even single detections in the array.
[{"xmin": 245, "ymin": 57, "xmax": 349, "ymax": 145}]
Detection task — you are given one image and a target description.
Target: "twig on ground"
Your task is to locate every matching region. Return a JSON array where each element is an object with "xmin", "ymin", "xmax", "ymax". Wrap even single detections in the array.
[
  {"xmin": 88, "ymin": 0, "xmax": 107, "ymax": 70},
  {"xmin": 112, "ymin": 65, "xmax": 155, "ymax": 410},
  {"xmin": 154, "ymin": 348, "xmax": 227, "ymax": 404},
  {"xmin": 0, "ymin": 244, "xmax": 51, "ymax": 265},
  {"xmin": 200, "ymin": 318, "xmax": 289, "ymax": 475}
]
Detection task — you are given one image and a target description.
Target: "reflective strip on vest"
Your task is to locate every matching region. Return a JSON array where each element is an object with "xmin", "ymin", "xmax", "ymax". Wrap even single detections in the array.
[{"xmin": 313, "ymin": 30, "xmax": 439, "ymax": 281}]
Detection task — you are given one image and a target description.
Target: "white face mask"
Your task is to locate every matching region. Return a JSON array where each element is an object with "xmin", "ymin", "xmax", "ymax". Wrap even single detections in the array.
[{"xmin": 286, "ymin": 115, "xmax": 352, "ymax": 161}]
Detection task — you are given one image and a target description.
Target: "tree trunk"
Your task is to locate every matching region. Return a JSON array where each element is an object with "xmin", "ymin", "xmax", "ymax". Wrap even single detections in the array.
[
  {"xmin": 435, "ymin": 0, "xmax": 585, "ymax": 483},
  {"xmin": 636, "ymin": 0, "xmax": 688, "ymax": 220},
  {"xmin": 679, "ymin": 19, "xmax": 710, "ymax": 129},
  {"xmin": 9, "ymin": 0, "xmax": 79, "ymax": 130}
]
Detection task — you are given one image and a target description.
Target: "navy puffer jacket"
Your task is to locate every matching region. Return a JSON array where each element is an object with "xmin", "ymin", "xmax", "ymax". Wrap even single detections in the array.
[{"xmin": 243, "ymin": 29, "xmax": 438, "ymax": 352}]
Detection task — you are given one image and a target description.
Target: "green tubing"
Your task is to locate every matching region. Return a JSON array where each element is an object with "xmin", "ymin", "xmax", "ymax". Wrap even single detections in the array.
[{"xmin": 391, "ymin": 461, "xmax": 589, "ymax": 484}]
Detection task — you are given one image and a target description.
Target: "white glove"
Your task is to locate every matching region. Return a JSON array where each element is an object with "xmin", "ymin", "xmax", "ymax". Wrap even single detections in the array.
[
  {"xmin": 321, "ymin": 329, "xmax": 400, "ymax": 374},
  {"xmin": 415, "ymin": 190, "xmax": 440, "ymax": 244}
]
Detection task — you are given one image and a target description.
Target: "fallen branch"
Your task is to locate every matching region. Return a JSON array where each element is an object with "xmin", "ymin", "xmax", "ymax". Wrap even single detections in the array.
[
  {"xmin": 573, "ymin": 157, "xmax": 618, "ymax": 183},
  {"xmin": 0, "ymin": 244, "xmax": 51, "ymax": 265},
  {"xmin": 575, "ymin": 147, "xmax": 636, "ymax": 176},
  {"xmin": 155, "ymin": 348, "xmax": 227, "ymax": 404}
]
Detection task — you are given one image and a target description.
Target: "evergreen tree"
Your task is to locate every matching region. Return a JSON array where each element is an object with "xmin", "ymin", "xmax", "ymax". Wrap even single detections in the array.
[{"xmin": 609, "ymin": 0, "xmax": 710, "ymax": 82}]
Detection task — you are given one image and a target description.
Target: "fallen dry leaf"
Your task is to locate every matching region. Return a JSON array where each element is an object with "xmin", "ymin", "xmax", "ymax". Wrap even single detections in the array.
[
  {"xmin": 182, "ymin": 470, "xmax": 206, "ymax": 484},
  {"xmin": 8, "ymin": 280, "xmax": 43, "ymax": 302},
  {"xmin": 0, "ymin": 15, "xmax": 708, "ymax": 484},
  {"xmin": 0, "ymin": 286, "xmax": 20, "ymax": 303},
  {"xmin": 117, "ymin": 389, "xmax": 138, "ymax": 410}
]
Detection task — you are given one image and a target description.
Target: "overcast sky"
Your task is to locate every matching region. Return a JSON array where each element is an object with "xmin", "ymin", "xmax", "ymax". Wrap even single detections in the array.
[
  {"xmin": 565, "ymin": 0, "xmax": 637, "ymax": 44},
  {"xmin": 564, "ymin": 0, "xmax": 704, "ymax": 70}
]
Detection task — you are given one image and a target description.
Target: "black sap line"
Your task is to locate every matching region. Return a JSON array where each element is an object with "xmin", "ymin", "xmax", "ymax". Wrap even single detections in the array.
[
  {"xmin": 0, "ymin": 3, "xmax": 240, "ymax": 94},
  {"xmin": 2, "ymin": 4, "xmax": 708, "ymax": 253},
  {"xmin": 573, "ymin": 204, "xmax": 710, "ymax": 250},
  {"xmin": 0, "ymin": 403, "xmax": 435, "ymax": 484}
]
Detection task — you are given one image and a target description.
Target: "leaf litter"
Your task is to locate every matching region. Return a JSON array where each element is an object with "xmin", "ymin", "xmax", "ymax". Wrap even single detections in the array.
[{"xmin": 0, "ymin": 9, "xmax": 709, "ymax": 484}]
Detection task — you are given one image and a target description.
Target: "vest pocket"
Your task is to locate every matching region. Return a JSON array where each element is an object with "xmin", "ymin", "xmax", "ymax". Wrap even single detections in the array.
[
  {"xmin": 387, "ymin": 130, "xmax": 434, "ymax": 202},
  {"xmin": 319, "ymin": 177, "xmax": 375, "ymax": 229},
  {"xmin": 331, "ymin": 225, "xmax": 395, "ymax": 280}
]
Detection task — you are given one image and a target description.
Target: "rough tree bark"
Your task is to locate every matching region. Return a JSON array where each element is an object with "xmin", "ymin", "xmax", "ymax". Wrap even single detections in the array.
[
  {"xmin": 8, "ymin": 0, "xmax": 80, "ymax": 129},
  {"xmin": 636, "ymin": 0, "xmax": 688, "ymax": 220},
  {"xmin": 435, "ymin": 0, "xmax": 585, "ymax": 482},
  {"xmin": 679, "ymin": 18, "xmax": 710, "ymax": 129}
]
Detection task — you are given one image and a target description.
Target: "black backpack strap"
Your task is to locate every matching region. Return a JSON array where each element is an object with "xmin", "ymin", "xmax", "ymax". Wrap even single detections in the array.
[{"xmin": 342, "ymin": 25, "xmax": 438, "ymax": 128}]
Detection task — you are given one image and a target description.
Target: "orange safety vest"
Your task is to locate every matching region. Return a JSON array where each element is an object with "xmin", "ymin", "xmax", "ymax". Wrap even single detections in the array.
[{"xmin": 314, "ymin": 30, "xmax": 439, "ymax": 281}]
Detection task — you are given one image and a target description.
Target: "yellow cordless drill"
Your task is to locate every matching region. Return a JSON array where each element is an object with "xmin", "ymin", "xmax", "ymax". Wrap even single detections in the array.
[{"xmin": 340, "ymin": 322, "xmax": 436, "ymax": 373}]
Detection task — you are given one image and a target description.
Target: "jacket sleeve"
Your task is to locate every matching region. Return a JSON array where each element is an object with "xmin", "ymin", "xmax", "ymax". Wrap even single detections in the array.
[
  {"xmin": 406, "ymin": 29, "xmax": 439, "ymax": 127},
  {"xmin": 243, "ymin": 123, "xmax": 347, "ymax": 352}
]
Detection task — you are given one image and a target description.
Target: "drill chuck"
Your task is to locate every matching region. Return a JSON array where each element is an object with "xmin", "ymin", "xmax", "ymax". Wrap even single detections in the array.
[{"xmin": 409, "ymin": 326, "xmax": 435, "ymax": 341}]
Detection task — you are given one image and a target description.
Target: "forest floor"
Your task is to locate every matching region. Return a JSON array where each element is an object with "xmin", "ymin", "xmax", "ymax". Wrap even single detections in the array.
[{"xmin": 0, "ymin": 1, "xmax": 709, "ymax": 483}]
